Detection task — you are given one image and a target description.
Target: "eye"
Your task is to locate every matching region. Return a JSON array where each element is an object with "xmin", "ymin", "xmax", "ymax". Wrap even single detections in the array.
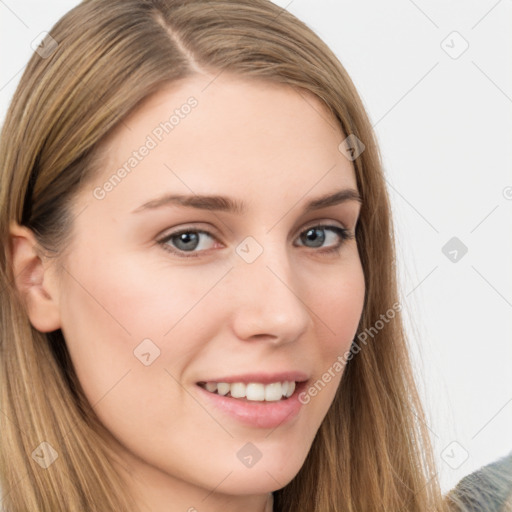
[
  {"xmin": 157, "ymin": 224, "xmax": 354, "ymax": 258},
  {"xmin": 158, "ymin": 228, "xmax": 216, "ymax": 258},
  {"xmin": 294, "ymin": 224, "xmax": 354, "ymax": 254}
]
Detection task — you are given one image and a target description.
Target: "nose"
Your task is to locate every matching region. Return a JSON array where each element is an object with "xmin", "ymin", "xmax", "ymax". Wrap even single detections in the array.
[{"xmin": 228, "ymin": 244, "xmax": 312, "ymax": 345}]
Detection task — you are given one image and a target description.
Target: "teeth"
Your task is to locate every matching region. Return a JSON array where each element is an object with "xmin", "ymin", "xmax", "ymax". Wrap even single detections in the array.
[
  {"xmin": 217, "ymin": 382, "xmax": 230, "ymax": 396},
  {"xmin": 230, "ymin": 382, "xmax": 246, "ymax": 398},
  {"xmin": 205, "ymin": 382, "xmax": 218, "ymax": 393},
  {"xmin": 284, "ymin": 381, "xmax": 295, "ymax": 398},
  {"xmin": 201, "ymin": 380, "xmax": 296, "ymax": 401},
  {"xmin": 246, "ymin": 383, "xmax": 265, "ymax": 401},
  {"xmin": 264, "ymin": 382, "xmax": 283, "ymax": 401}
]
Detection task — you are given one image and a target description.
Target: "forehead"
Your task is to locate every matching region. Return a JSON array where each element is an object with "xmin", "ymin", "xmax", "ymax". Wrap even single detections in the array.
[{"xmin": 85, "ymin": 73, "xmax": 357, "ymax": 214}]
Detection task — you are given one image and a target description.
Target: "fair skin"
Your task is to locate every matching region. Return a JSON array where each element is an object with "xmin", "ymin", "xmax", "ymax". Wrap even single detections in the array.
[{"xmin": 10, "ymin": 73, "xmax": 365, "ymax": 512}]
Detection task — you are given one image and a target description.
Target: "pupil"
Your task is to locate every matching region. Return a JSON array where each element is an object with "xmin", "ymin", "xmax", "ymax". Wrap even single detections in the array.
[
  {"xmin": 304, "ymin": 228, "xmax": 325, "ymax": 248},
  {"xmin": 175, "ymin": 232, "xmax": 199, "ymax": 250}
]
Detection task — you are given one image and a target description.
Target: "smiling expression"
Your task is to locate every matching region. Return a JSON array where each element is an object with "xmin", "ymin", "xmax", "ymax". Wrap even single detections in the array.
[{"xmin": 51, "ymin": 72, "xmax": 365, "ymax": 505}]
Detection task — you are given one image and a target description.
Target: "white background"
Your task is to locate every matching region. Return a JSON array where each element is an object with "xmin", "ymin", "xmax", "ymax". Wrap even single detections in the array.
[{"xmin": 1, "ymin": 0, "xmax": 511, "ymax": 494}]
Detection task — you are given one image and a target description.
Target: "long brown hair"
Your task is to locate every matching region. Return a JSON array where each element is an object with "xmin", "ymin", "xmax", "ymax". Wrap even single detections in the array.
[{"xmin": 0, "ymin": 0, "xmax": 447, "ymax": 510}]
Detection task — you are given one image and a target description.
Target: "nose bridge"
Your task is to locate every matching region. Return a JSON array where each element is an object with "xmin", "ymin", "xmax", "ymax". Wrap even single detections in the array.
[{"xmin": 228, "ymin": 235, "xmax": 311, "ymax": 343}]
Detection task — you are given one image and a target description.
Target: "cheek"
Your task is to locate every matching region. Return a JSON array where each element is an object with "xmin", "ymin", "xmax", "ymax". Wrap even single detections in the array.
[
  {"xmin": 299, "ymin": 257, "xmax": 365, "ymax": 411},
  {"xmin": 57, "ymin": 252, "xmax": 213, "ymax": 463},
  {"xmin": 312, "ymin": 258, "xmax": 365, "ymax": 355},
  {"xmin": 57, "ymin": 250, "xmax": 231, "ymax": 397},
  {"xmin": 60, "ymin": 248, "xmax": 210, "ymax": 339}
]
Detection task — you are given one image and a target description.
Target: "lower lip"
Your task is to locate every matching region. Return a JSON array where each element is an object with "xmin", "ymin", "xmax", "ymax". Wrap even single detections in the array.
[{"xmin": 195, "ymin": 382, "xmax": 307, "ymax": 429}]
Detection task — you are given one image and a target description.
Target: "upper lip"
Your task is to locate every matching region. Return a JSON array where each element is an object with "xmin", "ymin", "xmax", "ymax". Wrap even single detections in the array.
[{"xmin": 197, "ymin": 371, "xmax": 309, "ymax": 385}]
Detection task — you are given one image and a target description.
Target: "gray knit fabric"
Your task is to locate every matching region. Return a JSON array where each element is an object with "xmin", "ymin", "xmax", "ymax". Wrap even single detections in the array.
[{"xmin": 446, "ymin": 452, "xmax": 512, "ymax": 512}]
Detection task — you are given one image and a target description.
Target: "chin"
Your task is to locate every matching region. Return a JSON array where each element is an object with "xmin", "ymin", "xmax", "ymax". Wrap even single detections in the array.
[
  {"xmin": 220, "ymin": 447, "xmax": 308, "ymax": 495},
  {"xmin": 219, "ymin": 467, "xmax": 300, "ymax": 495}
]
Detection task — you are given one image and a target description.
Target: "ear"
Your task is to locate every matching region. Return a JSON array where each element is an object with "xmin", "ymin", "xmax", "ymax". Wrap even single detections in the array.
[{"xmin": 9, "ymin": 221, "xmax": 61, "ymax": 332}]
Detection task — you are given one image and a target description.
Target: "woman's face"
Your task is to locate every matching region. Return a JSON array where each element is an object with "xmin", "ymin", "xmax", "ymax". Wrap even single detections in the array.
[{"xmin": 52, "ymin": 73, "xmax": 365, "ymax": 508}]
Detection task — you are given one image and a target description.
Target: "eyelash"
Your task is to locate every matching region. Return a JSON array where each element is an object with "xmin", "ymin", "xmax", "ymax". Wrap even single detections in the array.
[{"xmin": 157, "ymin": 224, "xmax": 355, "ymax": 259}]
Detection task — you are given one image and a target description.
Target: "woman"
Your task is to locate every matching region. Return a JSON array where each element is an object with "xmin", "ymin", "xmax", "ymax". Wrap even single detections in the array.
[{"xmin": 0, "ymin": 0, "xmax": 447, "ymax": 510}]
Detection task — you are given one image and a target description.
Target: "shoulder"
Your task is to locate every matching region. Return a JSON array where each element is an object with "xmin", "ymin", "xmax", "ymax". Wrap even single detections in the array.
[{"xmin": 446, "ymin": 452, "xmax": 512, "ymax": 512}]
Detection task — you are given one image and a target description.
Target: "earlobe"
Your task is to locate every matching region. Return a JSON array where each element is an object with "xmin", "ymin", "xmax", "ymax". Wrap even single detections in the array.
[{"xmin": 9, "ymin": 222, "xmax": 62, "ymax": 333}]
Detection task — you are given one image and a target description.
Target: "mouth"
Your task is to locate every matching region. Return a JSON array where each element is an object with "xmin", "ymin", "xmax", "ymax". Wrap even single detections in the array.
[
  {"xmin": 195, "ymin": 378, "xmax": 308, "ymax": 428},
  {"xmin": 196, "ymin": 371, "xmax": 311, "ymax": 429},
  {"xmin": 197, "ymin": 380, "xmax": 299, "ymax": 402}
]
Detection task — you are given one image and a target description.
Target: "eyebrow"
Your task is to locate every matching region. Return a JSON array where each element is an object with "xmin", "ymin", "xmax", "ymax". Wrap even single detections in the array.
[{"xmin": 131, "ymin": 188, "xmax": 362, "ymax": 215}]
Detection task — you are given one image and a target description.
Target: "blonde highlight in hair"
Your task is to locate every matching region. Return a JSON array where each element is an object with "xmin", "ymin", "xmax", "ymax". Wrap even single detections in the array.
[{"xmin": 0, "ymin": 1, "xmax": 448, "ymax": 510}]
